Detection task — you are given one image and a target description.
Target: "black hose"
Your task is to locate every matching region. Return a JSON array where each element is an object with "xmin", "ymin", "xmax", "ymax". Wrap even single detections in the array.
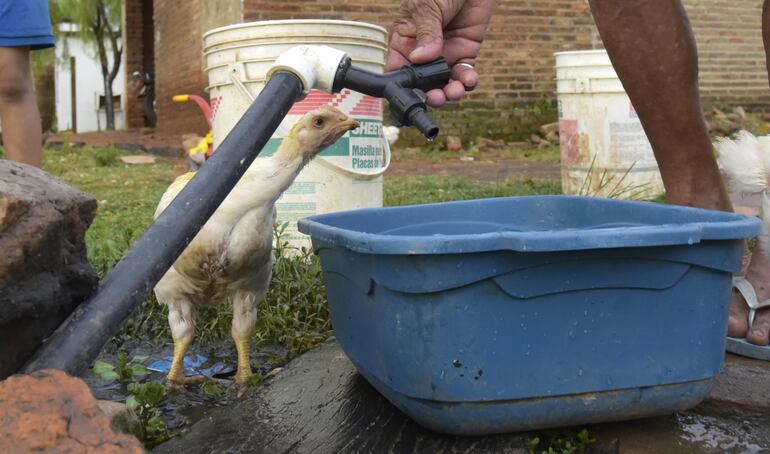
[{"xmin": 23, "ymin": 71, "xmax": 303, "ymax": 375}]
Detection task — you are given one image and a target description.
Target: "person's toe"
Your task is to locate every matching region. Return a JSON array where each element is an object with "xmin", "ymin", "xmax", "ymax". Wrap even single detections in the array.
[
  {"xmin": 746, "ymin": 308, "xmax": 770, "ymax": 346},
  {"xmin": 728, "ymin": 289, "xmax": 750, "ymax": 337}
]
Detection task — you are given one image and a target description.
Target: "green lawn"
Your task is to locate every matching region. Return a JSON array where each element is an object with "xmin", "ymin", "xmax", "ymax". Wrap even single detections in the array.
[
  {"xmin": 41, "ymin": 145, "xmax": 561, "ymax": 356},
  {"xmin": 394, "ymin": 143, "xmax": 561, "ymax": 164}
]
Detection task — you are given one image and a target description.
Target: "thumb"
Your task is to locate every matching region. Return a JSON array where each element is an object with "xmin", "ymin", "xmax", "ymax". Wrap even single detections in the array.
[{"xmin": 409, "ymin": 9, "xmax": 444, "ymax": 63}]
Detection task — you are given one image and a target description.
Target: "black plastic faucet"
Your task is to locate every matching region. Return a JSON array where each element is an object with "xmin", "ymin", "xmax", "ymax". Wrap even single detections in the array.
[{"xmin": 333, "ymin": 57, "xmax": 452, "ymax": 140}]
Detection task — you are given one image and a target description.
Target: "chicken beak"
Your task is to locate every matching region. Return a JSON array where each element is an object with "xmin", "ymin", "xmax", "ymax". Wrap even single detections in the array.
[{"xmin": 345, "ymin": 118, "xmax": 360, "ymax": 131}]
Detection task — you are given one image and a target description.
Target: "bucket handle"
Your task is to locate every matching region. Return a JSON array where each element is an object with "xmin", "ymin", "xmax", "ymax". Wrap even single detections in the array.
[
  {"xmin": 315, "ymin": 137, "xmax": 391, "ymax": 179},
  {"xmin": 229, "ymin": 64, "xmax": 391, "ymax": 179}
]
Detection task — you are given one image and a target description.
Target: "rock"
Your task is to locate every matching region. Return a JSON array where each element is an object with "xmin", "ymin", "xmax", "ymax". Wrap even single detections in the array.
[
  {"xmin": 181, "ymin": 134, "xmax": 204, "ymax": 152},
  {"xmin": 445, "ymin": 135, "xmax": 463, "ymax": 152},
  {"xmin": 0, "ymin": 369, "xmax": 144, "ymax": 453},
  {"xmin": 0, "ymin": 161, "xmax": 98, "ymax": 378},
  {"xmin": 459, "ymin": 156, "xmax": 475, "ymax": 162},
  {"xmin": 154, "ymin": 341, "xmax": 531, "ymax": 453},
  {"xmin": 155, "ymin": 341, "xmax": 770, "ymax": 454},
  {"xmin": 119, "ymin": 155, "xmax": 156, "ymax": 165},
  {"xmin": 544, "ymin": 131, "xmax": 560, "ymax": 144},
  {"xmin": 475, "ymin": 136, "xmax": 505, "ymax": 150},
  {"xmin": 529, "ymin": 133, "xmax": 544, "ymax": 145},
  {"xmin": 539, "ymin": 122, "xmax": 559, "ymax": 136},
  {"xmin": 734, "ymin": 106, "xmax": 747, "ymax": 120},
  {"xmin": 97, "ymin": 400, "xmax": 145, "ymax": 441}
]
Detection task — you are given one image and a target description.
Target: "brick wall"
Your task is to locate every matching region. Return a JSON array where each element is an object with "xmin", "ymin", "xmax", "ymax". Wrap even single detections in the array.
[
  {"xmin": 685, "ymin": 0, "xmax": 770, "ymax": 108},
  {"xmin": 123, "ymin": 0, "xmax": 146, "ymax": 128},
  {"xmin": 151, "ymin": 0, "xmax": 770, "ymax": 139},
  {"xmin": 153, "ymin": 0, "xmax": 208, "ymax": 133}
]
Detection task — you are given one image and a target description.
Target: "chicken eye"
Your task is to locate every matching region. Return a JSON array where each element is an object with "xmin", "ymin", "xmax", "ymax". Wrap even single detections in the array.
[{"xmin": 313, "ymin": 117, "xmax": 325, "ymax": 128}]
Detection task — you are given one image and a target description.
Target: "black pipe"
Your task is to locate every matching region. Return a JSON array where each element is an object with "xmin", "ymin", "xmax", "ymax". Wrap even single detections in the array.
[
  {"xmin": 23, "ymin": 71, "xmax": 303, "ymax": 375},
  {"xmin": 334, "ymin": 58, "xmax": 451, "ymax": 140}
]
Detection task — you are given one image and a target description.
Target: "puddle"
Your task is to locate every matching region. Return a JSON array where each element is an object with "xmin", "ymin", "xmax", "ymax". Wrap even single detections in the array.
[
  {"xmin": 590, "ymin": 400, "xmax": 770, "ymax": 453},
  {"xmin": 82, "ymin": 338, "xmax": 287, "ymax": 432}
]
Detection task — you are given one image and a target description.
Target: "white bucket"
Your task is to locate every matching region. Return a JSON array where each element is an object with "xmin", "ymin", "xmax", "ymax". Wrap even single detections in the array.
[
  {"xmin": 554, "ymin": 50, "xmax": 664, "ymax": 199},
  {"xmin": 203, "ymin": 20, "xmax": 389, "ymax": 250}
]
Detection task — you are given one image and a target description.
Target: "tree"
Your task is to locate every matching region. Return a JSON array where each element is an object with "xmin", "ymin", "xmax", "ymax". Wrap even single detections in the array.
[{"xmin": 55, "ymin": 0, "xmax": 122, "ymax": 130}]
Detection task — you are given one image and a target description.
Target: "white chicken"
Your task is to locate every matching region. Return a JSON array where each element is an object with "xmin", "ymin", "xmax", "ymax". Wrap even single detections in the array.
[
  {"xmin": 383, "ymin": 125, "xmax": 400, "ymax": 145},
  {"xmin": 153, "ymin": 105, "xmax": 358, "ymax": 388},
  {"xmin": 715, "ymin": 130, "xmax": 770, "ymax": 253}
]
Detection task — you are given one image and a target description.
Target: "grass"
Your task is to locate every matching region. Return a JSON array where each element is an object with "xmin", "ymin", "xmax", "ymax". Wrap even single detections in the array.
[
  {"xmin": 385, "ymin": 175, "xmax": 561, "ymax": 206},
  {"xmin": 394, "ymin": 143, "xmax": 561, "ymax": 164},
  {"xmin": 40, "ymin": 145, "xmax": 561, "ymax": 363}
]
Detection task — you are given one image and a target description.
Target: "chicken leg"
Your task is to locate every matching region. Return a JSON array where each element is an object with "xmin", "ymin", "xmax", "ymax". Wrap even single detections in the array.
[
  {"xmin": 232, "ymin": 290, "xmax": 259, "ymax": 385},
  {"xmin": 165, "ymin": 299, "xmax": 201, "ymax": 390}
]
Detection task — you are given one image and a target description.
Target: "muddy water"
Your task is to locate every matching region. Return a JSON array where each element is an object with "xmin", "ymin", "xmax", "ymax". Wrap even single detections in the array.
[
  {"xmin": 590, "ymin": 400, "xmax": 770, "ymax": 453},
  {"xmin": 82, "ymin": 338, "xmax": 287, "ymax": 432}
]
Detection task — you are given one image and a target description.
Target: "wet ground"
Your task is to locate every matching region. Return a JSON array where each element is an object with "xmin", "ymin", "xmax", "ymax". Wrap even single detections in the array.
[
  {"xmin": 153, "ymin": 340, "xmax": 770, "ymax": 454},
  {"xmin": 82, "ymin": 338, "xmax": 288, "ymax": 433}
]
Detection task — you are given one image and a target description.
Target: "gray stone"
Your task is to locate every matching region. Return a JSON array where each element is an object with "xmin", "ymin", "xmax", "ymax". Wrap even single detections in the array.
[
  {"xmin": 0, "ymin": 161, "xmax": 98, "ymax": 378},
  {"xmin": 156, "ymin": 341, "xmax": 770, "ymax": 454}
]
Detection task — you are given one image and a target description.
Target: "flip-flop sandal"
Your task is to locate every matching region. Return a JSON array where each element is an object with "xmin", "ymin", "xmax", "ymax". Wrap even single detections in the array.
[{"xmin": 726, "ymin": 276, "xmax": 770, "ymax": 360}]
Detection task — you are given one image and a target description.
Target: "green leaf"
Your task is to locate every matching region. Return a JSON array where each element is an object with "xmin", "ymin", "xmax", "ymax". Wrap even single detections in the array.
[
  {"xmin": 131, "ymin": 354, "xmax": 149, "ymax": 363},
  {"xmin": 92, "ymin": 360, "xmax": 119, "ymax": 381},
  {"xmin": 130, "ymin": 364, "xmax": 149, "ymax": 378},
  {"xmin": 202, "ymin": 382, "xmax": 222, "ymax": 396},
  {"xmin": 146, "ymin": 415, "xmax": 167, "ymax": 435},
  {"xmin": 142, "ymin": 382, "xmax": 166, "ymax": 406},
  {"xmin": 126, "ymin": 395, "xmax": 139, "ymax": 411}
]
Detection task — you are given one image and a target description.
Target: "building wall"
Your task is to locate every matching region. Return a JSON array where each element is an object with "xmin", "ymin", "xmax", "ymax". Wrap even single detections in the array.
[
  {"xmin": 152, "ymin": 0, "xmax": 770, "ymax": 139},
  {"xmin": 55, "ymin": 27, "xmax": 125, "ymax": 133},
  {"xmin": 124, "ymin": 0, "xmax": 146, "ymax": 128}
]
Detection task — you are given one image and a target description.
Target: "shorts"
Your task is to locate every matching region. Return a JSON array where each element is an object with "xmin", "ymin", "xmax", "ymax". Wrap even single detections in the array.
[{"xmin": 0, "ymin": 0, "xmax": 54, "ymax": 50}]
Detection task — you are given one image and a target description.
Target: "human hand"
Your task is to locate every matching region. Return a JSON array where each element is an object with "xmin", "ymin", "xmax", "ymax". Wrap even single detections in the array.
[{"xmin": 386, "ymin": 0, "xmax": 494, "ymax": 107}]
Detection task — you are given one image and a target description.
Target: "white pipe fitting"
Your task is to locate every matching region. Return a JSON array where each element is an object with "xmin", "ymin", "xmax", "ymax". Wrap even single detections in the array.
[{"xmin": 266, "ymin": 45, "xmax": 348, "ymax": 98}]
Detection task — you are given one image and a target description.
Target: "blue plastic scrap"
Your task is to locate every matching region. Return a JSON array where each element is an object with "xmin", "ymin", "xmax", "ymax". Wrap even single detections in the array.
[{"xmin": 147, "ymin": 354, "xmax": 234, "ymax": 377}]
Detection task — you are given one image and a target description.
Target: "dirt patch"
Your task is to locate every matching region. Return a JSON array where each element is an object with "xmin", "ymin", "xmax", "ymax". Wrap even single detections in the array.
[
  {"xmin": 386, "ymin": 157, "xmax": 560, "ymax": 182},
  {"xmin": 46, "ymin": 129, "xmax": 188, "ymax": 157}
]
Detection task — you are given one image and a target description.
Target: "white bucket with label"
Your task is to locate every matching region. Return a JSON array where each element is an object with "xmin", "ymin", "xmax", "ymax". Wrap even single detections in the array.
[
  {"xmin": 203, "ymin": 20, "xmax": 389, "ymax": 250},
  {"xmin": 554, "ymin": 50, "xmax": 664, "ymax": 199}
]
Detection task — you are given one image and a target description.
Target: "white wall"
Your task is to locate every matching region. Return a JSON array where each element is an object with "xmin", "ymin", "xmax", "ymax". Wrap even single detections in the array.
[{"xmin": 55, "ymin": 23, "xmax": 125, "ymax": 132}]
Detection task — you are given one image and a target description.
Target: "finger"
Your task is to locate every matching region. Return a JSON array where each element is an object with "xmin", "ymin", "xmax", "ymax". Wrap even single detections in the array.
[
  {"xmin": 452, "ymin": 61, "xmax": 479, "ymax": 90},
  {"xmin": 386, "ymin": 48, "xmax": 411, "ymax": 72},
  {"xmin": 410, "ymin": 6, "xmax": 444, "ymax": 64},
  {"xmin": 386, "ymin": 32, "xmax": 415, "ymax": 71},
  {"xmin": 426, "ymin": 88, "xmax": 447, "ymax": 107},
  {"xmin": 443, "ymin": 80, "xmax": 466, "ymax": 101}
]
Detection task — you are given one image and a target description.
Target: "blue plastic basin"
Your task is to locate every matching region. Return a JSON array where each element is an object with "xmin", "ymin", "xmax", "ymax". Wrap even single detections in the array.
[{"xmin": 297, "ymin": 196, "xmax": 761, "ymax": 435}]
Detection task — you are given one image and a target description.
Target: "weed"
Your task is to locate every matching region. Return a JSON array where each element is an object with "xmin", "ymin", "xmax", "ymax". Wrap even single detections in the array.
[
  {"xmin": 201, "ymin": 379, "xmax": 224, "ymax": 396},
  {"xmin": 126, "ymin": 382, "xmax": 173, "ymax": 447},
  {"xmin": 92, "ymin": 352, "xmax": 148, "ymax": 384},
  {"xmin": 247, "ymin": 372, "xmax": 264, "ymax": 388},
  {"xmin": 90, "ymin": 145, "xmax": 120, "ymax": 166},
  {"xmin": 576, "ymin": 155, "xmax": 653, "ymax": 200},
  {"xmin": 527, "ymin": 428, "xmax": 596, "ymax": 454}
]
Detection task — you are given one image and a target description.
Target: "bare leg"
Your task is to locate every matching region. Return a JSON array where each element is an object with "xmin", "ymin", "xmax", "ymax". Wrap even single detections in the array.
[
  {"xmin": 231, "ymin": 290, "xmax": 259, "ymax": 385},
  {"xmin": 0, "ymin": 47, "xmax": 42, "ymax": 167},
  {"xmin": 589, "ymin": 0, "xmax": 731, "ymax": 211},
  {"xmin": 725, "ymin": 0, "xmax": 770, "ymax": 346},
  {"xmin": 591, "ymin": 0, "xmax": 770, "ymax": 346}
]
